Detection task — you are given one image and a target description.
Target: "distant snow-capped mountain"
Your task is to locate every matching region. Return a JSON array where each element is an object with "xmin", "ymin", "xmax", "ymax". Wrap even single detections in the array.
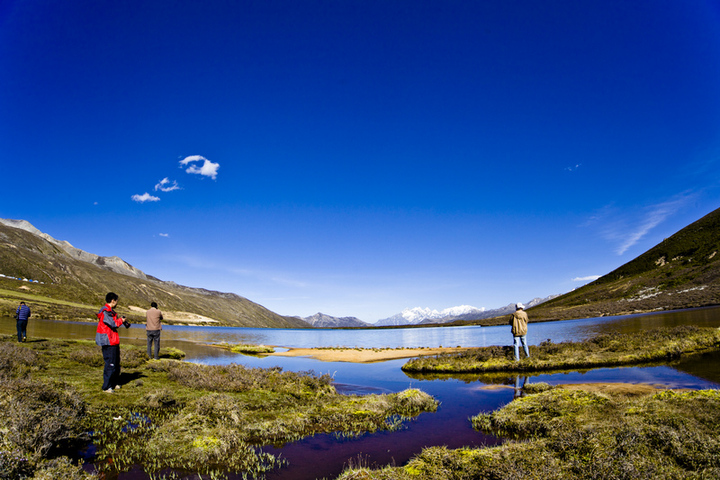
[
  {"xmin": 375, "ymin": 305, "xmax": 485, "ymax": 326},
  {"xmin": 375, "ymin": 296, "xmax": 561, "ymax": 326},
  {"xmin": 302, "ymin": 312, "xmax": 370, "ymax": 328}
]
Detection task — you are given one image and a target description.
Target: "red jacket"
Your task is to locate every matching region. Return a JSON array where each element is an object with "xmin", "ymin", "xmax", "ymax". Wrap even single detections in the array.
[{"xmin": 95, "ymin": 304, "xmax": 124, "ymax": 346}]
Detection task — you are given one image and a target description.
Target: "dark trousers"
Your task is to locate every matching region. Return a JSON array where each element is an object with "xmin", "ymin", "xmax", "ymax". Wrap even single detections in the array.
[
  {"xmin": 146, "ymin": 330, "xmax": 161, "ymax": 359},
  {"xmin": 101, "ymin": 345, "xmax": 121, "ymax": 390},
  {"xmin": 16, "ymin": 320, "xmax": 28, "ymax": 342}
]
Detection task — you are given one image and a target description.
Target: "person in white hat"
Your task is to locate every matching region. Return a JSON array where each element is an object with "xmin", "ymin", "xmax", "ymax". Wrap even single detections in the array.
[{"xmin": 510, "ymin": 303, "xmax": 530, "ymax": 361}]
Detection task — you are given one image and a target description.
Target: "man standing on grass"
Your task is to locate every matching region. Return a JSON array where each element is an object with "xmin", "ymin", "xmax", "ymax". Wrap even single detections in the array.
[
  {"xmin": 510, "ymin": 303, "xmax": 530, "ymax": 361},
  {"xmin": 145, "ymin": 301, "xmax": 163, "ymax": 360},
  {"xmin": 15, "ymin": 301, "xmax": 31, "ymax": 342},
  {"xmin": 95, "ymin": 292, "xmax": 127, "ymax": 393}
]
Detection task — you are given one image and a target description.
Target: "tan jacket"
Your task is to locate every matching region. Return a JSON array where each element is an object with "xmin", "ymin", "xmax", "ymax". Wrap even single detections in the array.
[
  {"xmin": 146, "ymin": 307, "xmax": 163, "ymax": 330},
  {"xmin": 510, "ymin": 309, "xmax": 528, "ymax": 337}
]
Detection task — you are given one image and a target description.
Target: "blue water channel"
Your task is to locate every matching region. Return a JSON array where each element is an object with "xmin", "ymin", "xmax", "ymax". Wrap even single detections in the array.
[{"xmin": 3, "ymin": 307, "xmax": 720, "ymax": 479}]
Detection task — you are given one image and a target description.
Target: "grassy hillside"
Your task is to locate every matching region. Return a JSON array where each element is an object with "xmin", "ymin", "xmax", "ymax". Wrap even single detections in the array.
[{"xmin": 0, "ymin": 223, "xmax": 308, "ymax": 328}]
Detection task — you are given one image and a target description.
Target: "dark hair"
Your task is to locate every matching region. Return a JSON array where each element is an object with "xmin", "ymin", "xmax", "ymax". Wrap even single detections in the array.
[
  {"xmin": 105, "ymin": 292, "xmax": 119, "ymax": 303},
  {"xmin": 151, "ymin": 302, "xmax": 158, "ymax": 308},
  {"xmin": 20, "ymin": 301, "xmax": 26, "ymax": 305}
]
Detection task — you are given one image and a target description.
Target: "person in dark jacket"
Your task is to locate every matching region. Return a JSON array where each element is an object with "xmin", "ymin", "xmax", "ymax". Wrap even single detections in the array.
[
  {"xmin": 15, "ymin": 301, "xmax": 31, "ymax": 342},
  {"xmin": 95, "ymin": 292, "xmax": 127, "ymax": 393}
]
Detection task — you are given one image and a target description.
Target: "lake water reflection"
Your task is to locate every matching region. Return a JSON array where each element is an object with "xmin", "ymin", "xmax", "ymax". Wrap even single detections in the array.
[{"xmin": 2, "ymin": 307, "xmax": 720, "ymax": 480}]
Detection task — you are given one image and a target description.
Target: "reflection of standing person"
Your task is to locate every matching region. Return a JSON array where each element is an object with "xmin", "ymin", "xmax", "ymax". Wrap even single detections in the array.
[
  {"xmin": 513, "ymin": 375, "xmax": 528, "ymax": 399},
  {"xmin": 510, "ymin": 303, "xmax": 530, "ymax": 361},
  {"xmin": 145, "ymin": 301, "xmax": 163, "ymax": 360},
  {"xmin": 95, "ymin": 292, "xmax": 126, "ymax": 393},
  {"xmin": 15, "ymin": 301, "xmax": 31, "ymax": 342}
]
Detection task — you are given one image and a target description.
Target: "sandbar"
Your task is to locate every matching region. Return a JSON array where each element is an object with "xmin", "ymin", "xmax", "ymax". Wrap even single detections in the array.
[{"xmin": 270, "ymin": 346, "xmax": 473, "ymax": 363}]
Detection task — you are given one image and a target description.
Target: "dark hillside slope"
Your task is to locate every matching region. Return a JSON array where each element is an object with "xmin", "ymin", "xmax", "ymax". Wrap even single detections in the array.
[
  {"xmin": 527, "ymin": 207, "xmax": 720, "ymax": 321},
  {"xmin": 0, "ymin": 222, "xmax": 308, "ymax": 328},
  {"xmin": 455, "ymin": 207, "xmax": 720, "ymax": 326}
]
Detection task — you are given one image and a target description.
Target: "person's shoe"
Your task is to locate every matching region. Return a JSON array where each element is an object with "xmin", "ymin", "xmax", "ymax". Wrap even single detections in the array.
[
  {"xmin": 22, "ymin": 337, "xmax": 26, "ymax": 342},
  {"xmin": 113, "ymin": 384, "xmax": 121, "ymax": 390},
  {"xmin": 103, "ymin": 388, "xmax": 114, "ymax": 393}
]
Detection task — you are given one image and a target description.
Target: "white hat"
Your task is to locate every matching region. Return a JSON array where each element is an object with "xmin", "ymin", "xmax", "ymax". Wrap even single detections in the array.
[{"xmin": 516, "ymin": 303, "xmax": 524, "ymax": 310}]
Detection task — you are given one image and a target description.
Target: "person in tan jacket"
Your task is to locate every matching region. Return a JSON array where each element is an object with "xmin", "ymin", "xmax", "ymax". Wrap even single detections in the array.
[
  {"xmin": 146, "ymin": 302, "xmax": 163, "ymax": 359},
  {"xmin": 510, "ymin": 303, "xmax": 530, "ymax": 361}
]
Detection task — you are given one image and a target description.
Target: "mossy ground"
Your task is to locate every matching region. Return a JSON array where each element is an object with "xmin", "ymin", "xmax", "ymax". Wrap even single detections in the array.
[
  {"xmin": 338, "ymin": 386, "xmax": 720, "ymax": 480},
  {"xmin": 0, "ymin": 335, "xmax": 437, "ymax": 479},
  {"xmin": 402, "ymin": 325, "xmax": 720, "ymax": 373}
]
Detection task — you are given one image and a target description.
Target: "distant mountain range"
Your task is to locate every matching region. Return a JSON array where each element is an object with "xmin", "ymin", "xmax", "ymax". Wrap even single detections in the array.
[
  {"xmin": 376, "ymin": 305, "xmax": 484, "ymax": 326},
  {"xmin": 300, "ymin": 296, "xmax": 563, "ymax": 328},
  {"xmin": 301, "ymin": 312, "xmax": 369, "ymax": 328},
  {"xmin": 374, "ymin": 297, "xmax": 561, "ymax": 326},
  {"xmin": 0, "ymin": 218, "xmax": 308, "ymax": 328}
]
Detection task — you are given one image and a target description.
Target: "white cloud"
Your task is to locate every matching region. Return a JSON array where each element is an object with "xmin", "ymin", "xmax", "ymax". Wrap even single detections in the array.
[
  {"xmin": 615, "ymin": 196, "xmax": 692, "ymax": 255},
  {"xmin": 159, "ymin": 233, "xmax": 169, "ymax": 237},
  {"xmin": 131, "ymin": 192, "xmax": 160, "ymax": 203},
  {"xmin": 155, "ymin": 177, "xmax": 180, "ymax": 192},
  {"xmin": 179, "ymin": 155, "xmax": 220, "ymax": 180},
  {"xmin": 572, "ymin": 275, "xmax": 601, "ymax": 282},
  {"xmin": 590, "ymin": 192, "xmax": 696, "ymax": 256},
  {"xmin": 565, "ymin": 163, "xmax": 582, "ymax": 172}
]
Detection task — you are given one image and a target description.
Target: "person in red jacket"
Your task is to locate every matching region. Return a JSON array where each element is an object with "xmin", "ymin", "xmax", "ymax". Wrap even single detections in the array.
[{"xmin": 95, "ymin": 292, "xmax": 129, "ymax": 392}]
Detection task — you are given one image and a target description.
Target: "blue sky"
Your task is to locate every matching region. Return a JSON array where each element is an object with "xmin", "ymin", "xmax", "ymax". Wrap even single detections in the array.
[{"xmin": 2, "ymin": 0, "xmax": 720, "ymax": 322}]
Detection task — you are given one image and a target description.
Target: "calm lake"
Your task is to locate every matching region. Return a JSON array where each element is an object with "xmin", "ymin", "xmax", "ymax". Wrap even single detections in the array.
[{"xmin": 3, "ymin": 307, "xmax": 720, "ymax": 480}]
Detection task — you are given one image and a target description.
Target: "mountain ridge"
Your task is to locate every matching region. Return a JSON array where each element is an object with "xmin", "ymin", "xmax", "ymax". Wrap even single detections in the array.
[
  {"xmin": 0, "ymin": 219, "xmax": 308, "ymax": 328},
  {"xmin": 302, "ymin": 312, "xmax": 370, "ymax": 328}
]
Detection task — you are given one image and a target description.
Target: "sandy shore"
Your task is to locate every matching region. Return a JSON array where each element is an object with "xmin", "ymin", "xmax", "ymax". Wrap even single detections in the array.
[
  {"xmin": 127, "ymin": 306, "xmax": 219, "ymax": 324},
  {"xmin": 270, "ymin": 346, "xmax": 473, "ymax": 363}
]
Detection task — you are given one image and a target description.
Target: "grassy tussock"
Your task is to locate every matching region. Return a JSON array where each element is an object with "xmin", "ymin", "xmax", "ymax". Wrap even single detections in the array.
[
  {"xmin": 0, "ymin": 335, "xmax": 438, "ymax": 479},
  {"xmin": 338, "ymin": 387, "xmax": 720, "ymax": 480},
  {"xmin": 228, "ymin": 344, "xmax": 275, "ymax": 355},
  {"xmin": 402, "ymin": 326, "xmax": 720, "ymax": 373}
]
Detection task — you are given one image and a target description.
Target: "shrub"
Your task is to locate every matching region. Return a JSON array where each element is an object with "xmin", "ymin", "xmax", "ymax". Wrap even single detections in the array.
[
  {"xmin": 0, "ymin": 341, "xmax": 44, "ymax": 379},
  {"xmin": 120, "ymin": 346, "xmax": 150, "ymax": 368},
  {"xmin": 148, "ymin": 360, "xmax": 333, "ymax": 395},
  {"xmin": 1, "ymin": 379, "xmax": 87, "ymax": 457},
  {"xmin": 0, "ymin": 448, "xmax": 33, "ymax": 479},
  {"xmin": 143, "ymin": 388, "xmax": 178, "ymax": 408},
  {"xmin": 67, "ymin": 348, "xmax": 103, "ymax": 367},
  {"xmin": 31, "ymin": 457, "xmax": 95, "ymax": 480}
]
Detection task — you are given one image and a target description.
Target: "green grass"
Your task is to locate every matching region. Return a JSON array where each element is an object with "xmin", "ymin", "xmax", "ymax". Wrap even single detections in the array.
[
  {"xmin": 402, "ymin": 326, "xmax": 720, "ymax": 373},
  {"xmin": 216, "ymin": 343, "xmax": 276, "ymax": 355},
  {"xmin": 337, "ymin": 386, "xmax": 720, "ymax": 480},
  {"xmin": 0, "ymin": 335, "xmax": 438, "ymax": 479},
  {"xmin": 0, "ymin": 288, "xmax": 94, "ymax": 309}
]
